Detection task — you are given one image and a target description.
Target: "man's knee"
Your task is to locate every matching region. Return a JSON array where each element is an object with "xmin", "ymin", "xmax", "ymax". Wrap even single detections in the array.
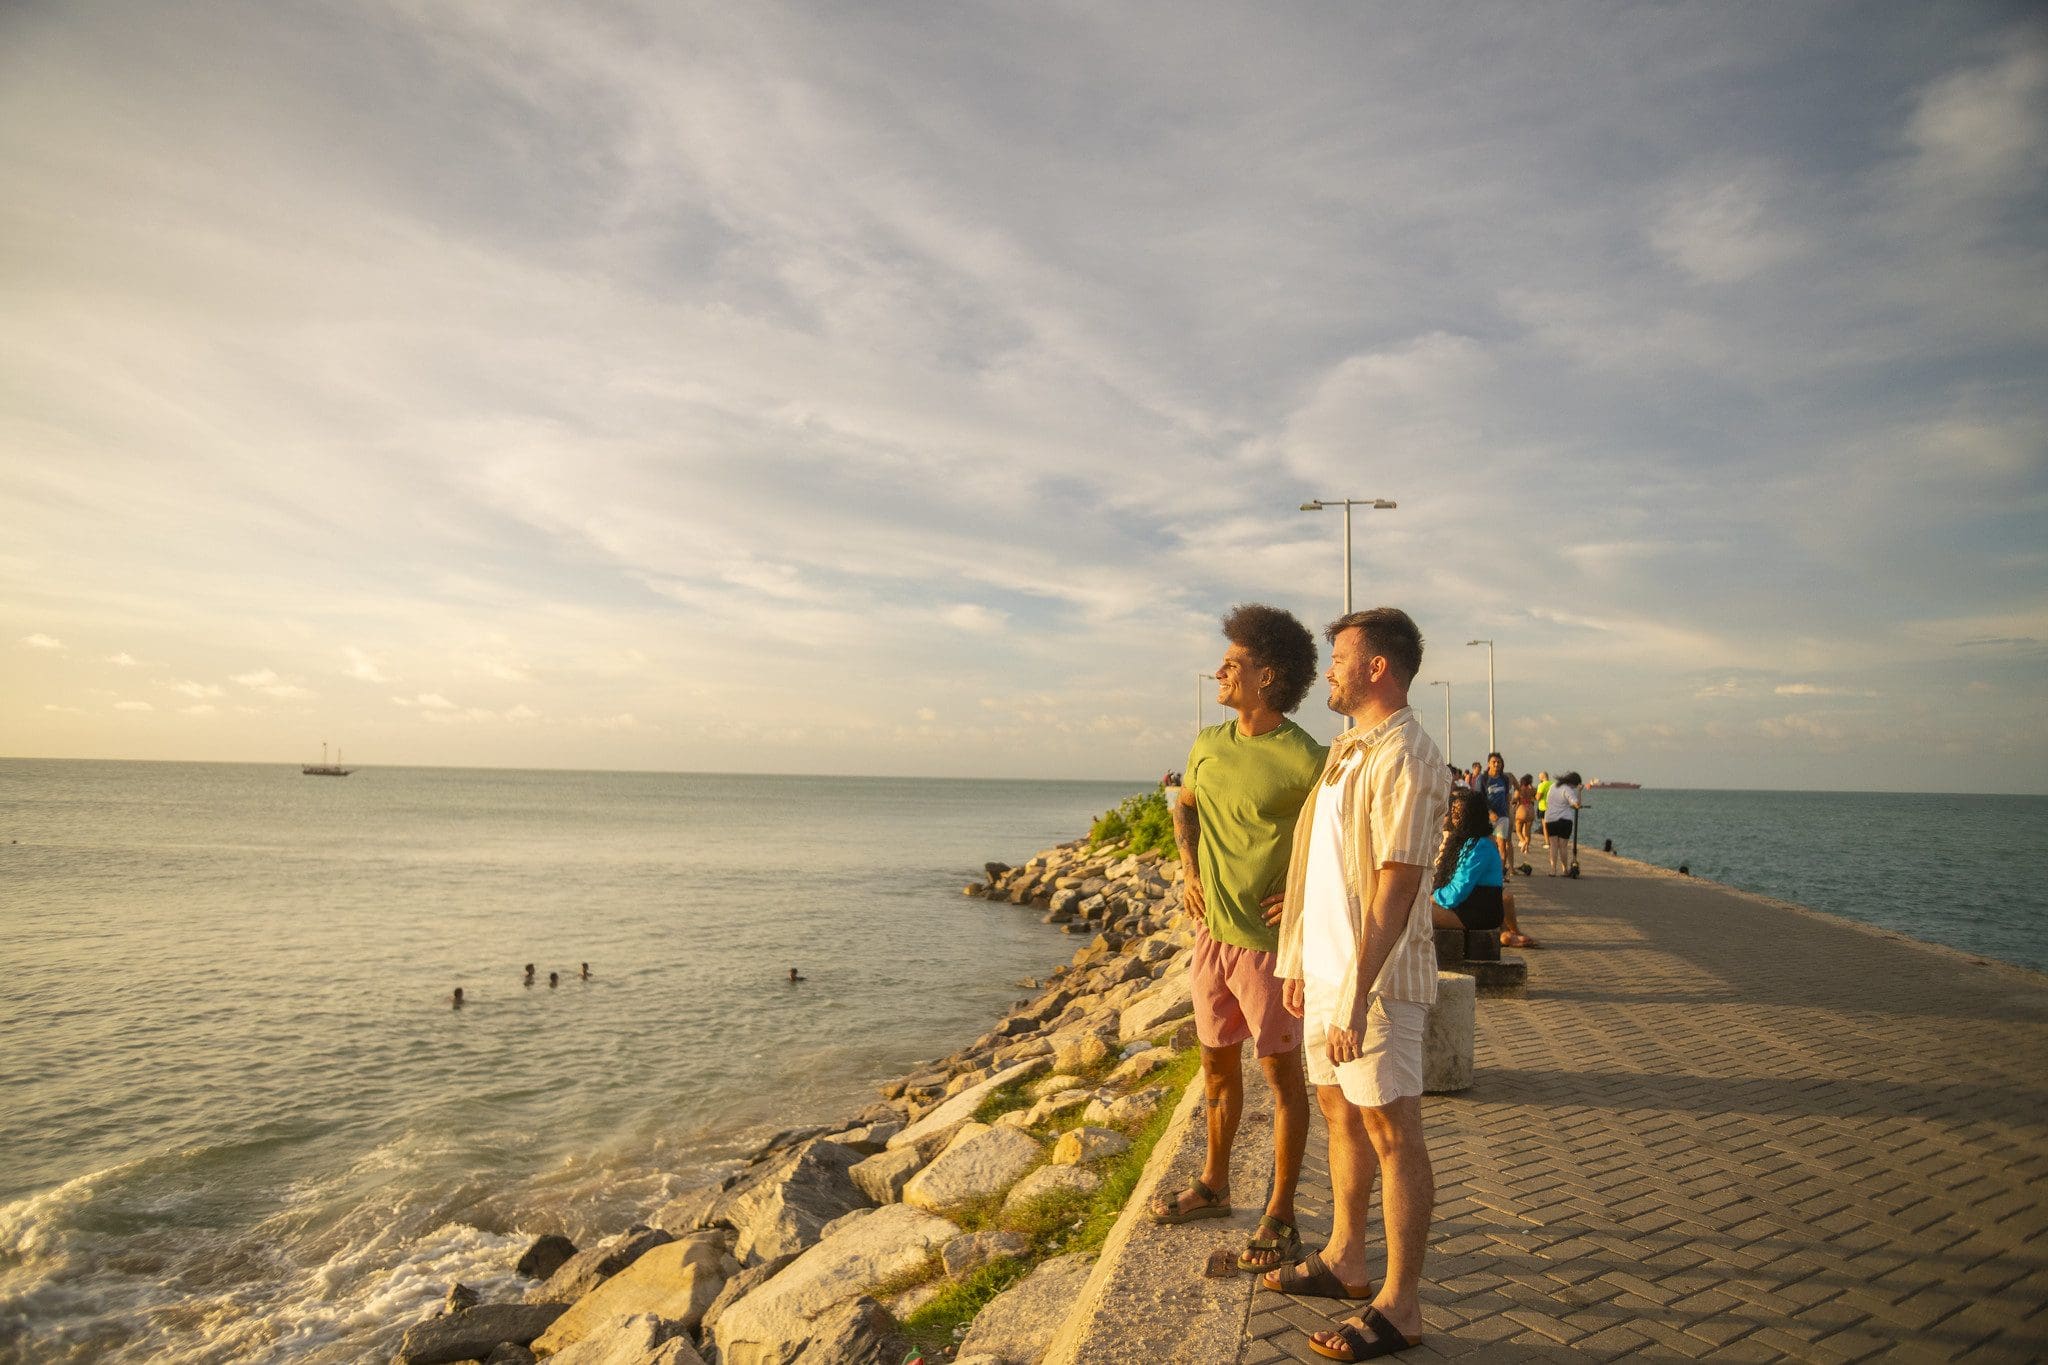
[
  {"xmin": 1259, "ymin": 1047, "xmax": 1307, "ymax": 1097},
  {"xmin": 1316, "ymin": 1083, "xmax": 1362, "ymax": 1128},
  {"xmin": 1201, "ymin": 1043, "xmax": 1245, "ymax": 1099},
  {"xmin": 1360, "ymin": 1096, "xmax": 1425, "ymax": 1157}
]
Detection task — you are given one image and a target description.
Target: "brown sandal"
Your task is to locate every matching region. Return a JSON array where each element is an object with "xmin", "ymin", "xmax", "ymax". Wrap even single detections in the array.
[
  {"xmin": 1148, "ymin": 1176, "xmax": 1230, "ymax": 1224},
  {"xmin": 1260, "ymin": 1249, "xmax": 1374, "ymax": 1300},
  {"xmin": 1309, "ymin": 1306, "xmax": 1419, "ymax": 1360}
]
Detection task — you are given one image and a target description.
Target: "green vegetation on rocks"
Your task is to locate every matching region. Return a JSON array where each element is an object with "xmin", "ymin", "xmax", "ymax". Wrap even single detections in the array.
[{"xmin": 1088, "ymin": 789, "xmax": 1178, "ymax": 859}]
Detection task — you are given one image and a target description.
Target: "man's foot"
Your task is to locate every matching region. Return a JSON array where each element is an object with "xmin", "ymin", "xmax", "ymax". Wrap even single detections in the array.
[
  {"xmin": 1260, "ymin": 1249, "xmax": 1374, "ymax": 1299},
  {"xmin": 1237, "ymin": 1213, "xmax": 1300, "ymax": 1272},
  {"xmin": 1308, "ymin": 1305, "xmax": 1422, "ymax": 1360},
  {"xmin": 1148, "ymin": 1177, "xmax": 1230, "ymax": 1224}
]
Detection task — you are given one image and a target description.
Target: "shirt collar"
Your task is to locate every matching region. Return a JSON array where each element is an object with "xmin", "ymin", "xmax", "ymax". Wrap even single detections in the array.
[{"xmin": 1331, "ymin": 705, "xmax": 1414, "ymax": 760}]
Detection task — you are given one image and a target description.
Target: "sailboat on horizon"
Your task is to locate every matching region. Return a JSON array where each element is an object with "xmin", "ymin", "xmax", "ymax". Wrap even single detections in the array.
[{"xmin": 302, "ymin": 742, "xmax": 353, "ymax": 777}]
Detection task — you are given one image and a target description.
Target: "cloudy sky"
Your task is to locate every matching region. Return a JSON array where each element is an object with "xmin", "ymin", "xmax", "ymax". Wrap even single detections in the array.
[{"xmin": 3, "ymin": 2, "xmax": 2044, "ymax": 790}]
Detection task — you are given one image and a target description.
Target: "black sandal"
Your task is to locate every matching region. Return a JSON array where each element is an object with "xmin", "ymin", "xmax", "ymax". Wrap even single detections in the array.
[
  {"xmin": 1260, "ymin": 1249, "xmax": 1374, "ymax": 1300},
  {"xmin": 1309, "ymin": 1306, "xmax": 1418, "ymax": 1361},
  {"xmin": 1236, "ymin": 1213, "xmax": 1301, "ymax": 1272}
]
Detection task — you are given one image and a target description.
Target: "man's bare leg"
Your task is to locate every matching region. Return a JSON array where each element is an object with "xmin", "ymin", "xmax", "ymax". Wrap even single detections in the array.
[
  {"xmin": 1240, "ymin": 1047, "xmax": 1309, "ymax": 1268},
  {"xmin": 1364, "ymin": 1097, "xmax": 1433, "ymax": 1339},
  {"xmin": 1311, "ymin": 1095, "xmax": 1431, "ymax": 1353},
  {"xmin": 1313, "ymin": 1083, "xmax": 1379, "ymax": 1288},
  {"xmin": 1157, "ymin": 1040, "xmax": 1243, "ymax": 1215}
]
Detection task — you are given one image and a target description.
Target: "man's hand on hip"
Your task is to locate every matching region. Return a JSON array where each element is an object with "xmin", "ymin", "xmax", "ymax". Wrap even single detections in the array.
[{"xmin": 1259, "ymin": 890, "xmax": 1285, "ymax": 926}]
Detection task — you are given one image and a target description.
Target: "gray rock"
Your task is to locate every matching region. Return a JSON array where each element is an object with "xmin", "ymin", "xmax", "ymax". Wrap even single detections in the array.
[
  {"xmin": 940, "ymin": 1228, "xmax": 1029, "ymax": 1278},
  {"xmin": 1104, "ymin": 1048, "xmax": 1172, "ymax": 1088},
  {"xmin": 544, "ymin": 1312, "xmax": 705, "ymax": 1365},
  {"xmin": 1048, "ymin": 888, "xmax": 1083, "ymax": 915},
  {"xmin": 849, "ymin": 1145, "xmax": 922, "ymax": 1205},
  {"xmin": 714, "ymin": 1137, "xmax": 871, "ymax": 1265},
  {"xmin": 483, "ymin": 1345, "xmax": 537, "ymax": 1365},
  {"xmin": 957, "ymin": 1252, "xmax": 1094, "ymax": 1363},
  {"xmin": 1002, "ymin": 1163, "xmax": 1100, "ymax": 1215},
  {"xmin": 826, "ymin": 1116, "xmax": 905, "ymax": 1155},
  {"xmin": 1050, "ymin": 1027, "xmax": 1115, "ymax": 1073},
  {"xmin": 531, "ymin": 1232, "xmax": 735, "ymax": 1354},
  {"xmin": 1050, "ymin": 1126, "xmax": 1129, "ymax": 1165},
  {"xmin": 528, "ymin": 1226, "xmax": 672, "ymax": 1305},
  {"xmin": 1084, "ymin": 1085, "xmax": 1167, "ymax": 1128},
  {"xmin": 886, "ymin": 1058, "xmax": 1047, "ymax": 1160},
  {"xmin": 902, "ymin": 1124, "xmax": 1043, "ymax": 1214},
  {"xmin": 1116, "ymin": 974, "xmax": 1194, "ymax": 1042},
  {"xmin": 697, "ymin": 1252, "xmax": 793, "ymax": 1340},
  {"xmin": 443, "ymin": 1282, "xmax": 481, "ymax": 1314},
  {"xmin": 395, "ymin": 1303, "xmax": 568, "ymax": 1365},
  {"xmin": 514, "ymin": 1233, "xmax": 578, "ymax": 1282},
  {"xmin": 797, "ymin": 1296, "xmax": 911, "ymax": 1365},
  {"xmin": 709, "ymin": 1205, "xmax": 958, "ymax": 1364}
]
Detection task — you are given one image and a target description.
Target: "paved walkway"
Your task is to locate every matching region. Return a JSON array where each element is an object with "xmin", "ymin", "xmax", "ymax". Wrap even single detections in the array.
[{"xmin": 1204, "ymin": 849, "xmax": 2048, "ymax": 1362}]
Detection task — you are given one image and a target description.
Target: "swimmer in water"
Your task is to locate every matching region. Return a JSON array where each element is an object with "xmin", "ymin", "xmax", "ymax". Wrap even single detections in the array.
[
  {"xmin": 548, "ymin": 971, "xmax": 559, "ymax": 988},
  {"xmin": 580, "ymin": 962, "xmax": 591, "ymax": 980},
  {"xmin": 788, "ymin": 967, "xmax": 806, "ymax": 983},
  {"xmin": 452, "ymin": 987, "xmax": 464, "ymax": 1009},
  {"xmin": 524, "ymin": 963, "xmax": 536, "ymax": 987}
]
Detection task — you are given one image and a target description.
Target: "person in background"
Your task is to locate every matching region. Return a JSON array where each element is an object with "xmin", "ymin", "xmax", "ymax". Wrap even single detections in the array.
[
  {"xmin": 1270, "ymin": 606, "xmax": 1445, "ymax": 1361},
  {"xmin": 548, "ymin": 971, "xmax": 559, "ymax": 988},
  {"xmin": 1465, "ymin": 760, "xmax": 1484, "ymax": 791},
  {"xmin": 1430, "ymin": 788, "xmax": 1504, "ymax": 934},
  {"xmin": 1154, "ymin": 603, "xmax": 1322, "ymax": 1283},
  {"xmin": 451, "ymin": 987, "xmax": 464, "ymax": 1009},
  {"xmin": 1512, "ymin": 774, "xmax": 1537, "ymax": 859},
  {"xmin": 523, "ymin": 963, "xmax": 536, "ymax": 987},
  {"xmin": 1544, "ymin": 771, "xmax": 1583, "ymax": 876},
  {"xmin": 1477, "ymin": 753, "xmax": 1516, "ymax": 880}
]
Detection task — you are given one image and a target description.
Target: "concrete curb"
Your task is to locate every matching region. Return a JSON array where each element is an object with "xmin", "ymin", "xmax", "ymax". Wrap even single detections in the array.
[{"xmin": 1042, "ymin": 1059, "xmax": 1290, "ymax": 1365}]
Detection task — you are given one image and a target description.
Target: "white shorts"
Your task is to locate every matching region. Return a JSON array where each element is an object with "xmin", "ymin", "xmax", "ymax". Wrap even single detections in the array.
[{"xmin": 1302, "ymin": 981, "xmax": 1429, "ymax": 1109}]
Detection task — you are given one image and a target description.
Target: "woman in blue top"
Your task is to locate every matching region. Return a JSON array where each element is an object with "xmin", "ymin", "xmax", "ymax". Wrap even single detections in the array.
[
  {"xmin": 1430, "ymin": 787, "xmax": 1540, "ymax": 947},
  {"xmin": 1430, "ymin": 787, "xmax": 1505, "ymax": 931}
]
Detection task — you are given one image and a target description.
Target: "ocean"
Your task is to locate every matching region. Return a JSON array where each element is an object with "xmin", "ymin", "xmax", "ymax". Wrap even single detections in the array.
[
  {"xmin": 1, "ymin": 762, "xmax": 2042, "ymax": 1363},
  {"xmin": 0, "ymin": 761, "xmax": 1135, "ymax": 1364}
]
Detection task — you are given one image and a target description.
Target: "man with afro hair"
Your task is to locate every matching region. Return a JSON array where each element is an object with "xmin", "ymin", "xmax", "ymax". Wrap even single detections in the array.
[{"xmin": 1150, "ymin": 602, "xmax": 1325, "ymax": 1280}]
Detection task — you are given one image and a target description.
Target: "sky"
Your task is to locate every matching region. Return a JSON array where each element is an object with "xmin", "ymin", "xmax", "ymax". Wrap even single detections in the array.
[{"xmin": 2, "ymin": 2, "xmax": 2044, "ymax": 790}]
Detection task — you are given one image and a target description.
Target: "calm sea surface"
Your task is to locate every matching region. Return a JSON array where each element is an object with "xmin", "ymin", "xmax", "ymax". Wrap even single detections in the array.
[
  {"xmin": 1, "ymin": 764, "xmax": 2042, "ymax": 1363},
  {"xmin": 0, "ymin": 761, "xmax": 1136, "ymax": 1364}
]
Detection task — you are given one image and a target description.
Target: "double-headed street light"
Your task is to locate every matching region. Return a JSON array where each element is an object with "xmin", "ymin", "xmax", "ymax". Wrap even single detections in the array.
[
  {"xmin": 1429, "ymin": 680, "xmax": 1452, "ymax": 768},
  {"xmin": 1298, "ymin": 498, "xmax": 1397, "ymax": 615},
  {"xmin": 1466, "ymin": 639, "xmax": 1495, "ymax": 755}
]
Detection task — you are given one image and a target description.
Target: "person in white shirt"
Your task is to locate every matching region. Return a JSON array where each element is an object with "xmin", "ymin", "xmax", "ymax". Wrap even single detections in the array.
[
  {"xmin": 1543, "ymin": 771, "xmax": 1583, "ymax": 876},
  {"xmin": 1265, "ymin": 607, "xmax": 1448, "ymax": 1362}
]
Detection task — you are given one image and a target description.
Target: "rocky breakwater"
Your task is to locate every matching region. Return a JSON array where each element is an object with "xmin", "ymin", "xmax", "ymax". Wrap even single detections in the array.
[{"xmin": 386, "ymin": 835, "xmax": 1200, "ymax": 1365}]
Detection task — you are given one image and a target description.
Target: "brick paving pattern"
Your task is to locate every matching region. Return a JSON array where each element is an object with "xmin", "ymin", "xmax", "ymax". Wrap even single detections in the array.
[{"xmin": 1236, "ymin": 850, "xmax": 2048, "ymax": 1362}]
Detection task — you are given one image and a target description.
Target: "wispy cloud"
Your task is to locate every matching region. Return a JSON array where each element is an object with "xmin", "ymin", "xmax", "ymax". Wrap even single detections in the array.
[{"xmin": 19, "ymin": 634, "xmax": 65, "ymax": 651}]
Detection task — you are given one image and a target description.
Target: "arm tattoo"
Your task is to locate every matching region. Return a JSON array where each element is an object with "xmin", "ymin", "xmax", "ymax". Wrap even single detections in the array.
[{"xmin": 1173, "ymin": 797, "xmax": 1201, "ymax": 872}]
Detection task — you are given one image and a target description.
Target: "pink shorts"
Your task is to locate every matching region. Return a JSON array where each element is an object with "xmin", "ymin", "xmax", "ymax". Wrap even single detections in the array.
[{"xmin": 1191, "ymin": 932, "xmax": 1305, "ymax": 1058}]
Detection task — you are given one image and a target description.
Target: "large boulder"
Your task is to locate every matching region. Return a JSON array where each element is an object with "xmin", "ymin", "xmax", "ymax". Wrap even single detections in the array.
[
  {"xmin": 709, "ymin": 1204, "xmax": 959, "ymax": 1365},
  {"xmin": 528, "ymin": 1227, "xmax": 673, "ymax": 1305},
  {"xmin": 1084, "ymin": 1085, "xmax": 1167, "ymax": 1128},
  {"xmin": 1103, "ymin": 1048, "xmax": 1170, "ymax": 1089},
  {"xmin": 530, "ymin": 1233, "xmax": 735, "ymax": 1354},
  {"xmin": 848, "ymin": 1145, "xmax": 923, "ymax": 1204},
  {"xmin": 886, "ymin": 1059, "xmax": 1046, "ymax": 1160},
  {"xmin": 715, "ymin": 1138, "xmax": 871, "ymax": 1265},
  {"xmin": 696, "ymin": 1253, "xmax": 793, "ymax": 1342},
  {"xmin": 542, "ymin": 1313, "xmax": 705, "ymax": 1365},
  {"xmin": 1116, "ymin": 975, "xmax": 1194, "ymax": 1042},
  {"xmin": 1050, "ymin": 1127, "xmax": 1128, "ymax": 1165},
  {"xmin": 1050, "ymin": 1027, "xmax": 1116, "ymax": 1073},
  {"xmin": 957, "ymin": 1253, "xmax": 1095, "ymax": 1363},
  {"xmin": 395, "ymin": 1303, "xmax": 568, "ymax": 1365},
  {"xmin": 794, "ymin": 1297, "xmax": 911, "ymax": 1365},
  {"xmin": 515, "ymin": 1234, "xmax": 578, "ymax": 1283},
  {"xmin": 1001, "ymin": 1164, "xmax": 1099, "ymax": 1214},
  {"xmin": 940, "ymin": 1228, "xmax": 1028, "ymax": 1278},
  {"xmin": 901, "ymin": 1125, "xmax": 1043, "ymax": 1214}
]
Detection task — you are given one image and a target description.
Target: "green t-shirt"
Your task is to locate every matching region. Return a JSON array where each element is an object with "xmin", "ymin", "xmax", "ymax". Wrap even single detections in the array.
[{"xmin": 1185, "ymin": 718, "xmax": 1328, "ymax": 953}]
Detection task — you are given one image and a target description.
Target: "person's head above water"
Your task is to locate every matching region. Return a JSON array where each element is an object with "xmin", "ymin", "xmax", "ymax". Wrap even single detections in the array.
[
  {"xmin": 788, "ymin": 967, "xmax": 805, "ymax": 981},
  {"xmin": 580, "ymin": 962, "xmax": 590, "ymax": 978},
  {"xmin": 452, "ymin": 987, "xmax": 464, "ymax": 1007},
  {"xmin": 548, "ymin": 971, "xmax": 559, "ymax": 987}
]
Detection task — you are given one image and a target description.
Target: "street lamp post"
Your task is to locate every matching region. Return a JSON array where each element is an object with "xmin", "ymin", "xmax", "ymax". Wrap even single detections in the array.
[
  {"xmin": 1298, "ymin": 497, "xmax": 1397, "ymax": 615},
  {"xmin": 1195, "ymin": 672, "xmax": 1216, "ymax": 735},
  {"xmin": 1430, "ymin": 680, "xmax": 1452, "ymax": 769},
  {"xmin": 1466, "ymin": 639, "xmax": 1495, "ymax": 755}
]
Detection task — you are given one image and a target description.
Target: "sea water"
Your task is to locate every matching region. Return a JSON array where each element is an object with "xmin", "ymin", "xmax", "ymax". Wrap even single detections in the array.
[
  {"xmin": 1533, "ymin": 787, "xmax": 2047, "ymax": 972},
  {"xmin": 0, "ymin": 761, "xmax": 1135, "ymax": 1363}
]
